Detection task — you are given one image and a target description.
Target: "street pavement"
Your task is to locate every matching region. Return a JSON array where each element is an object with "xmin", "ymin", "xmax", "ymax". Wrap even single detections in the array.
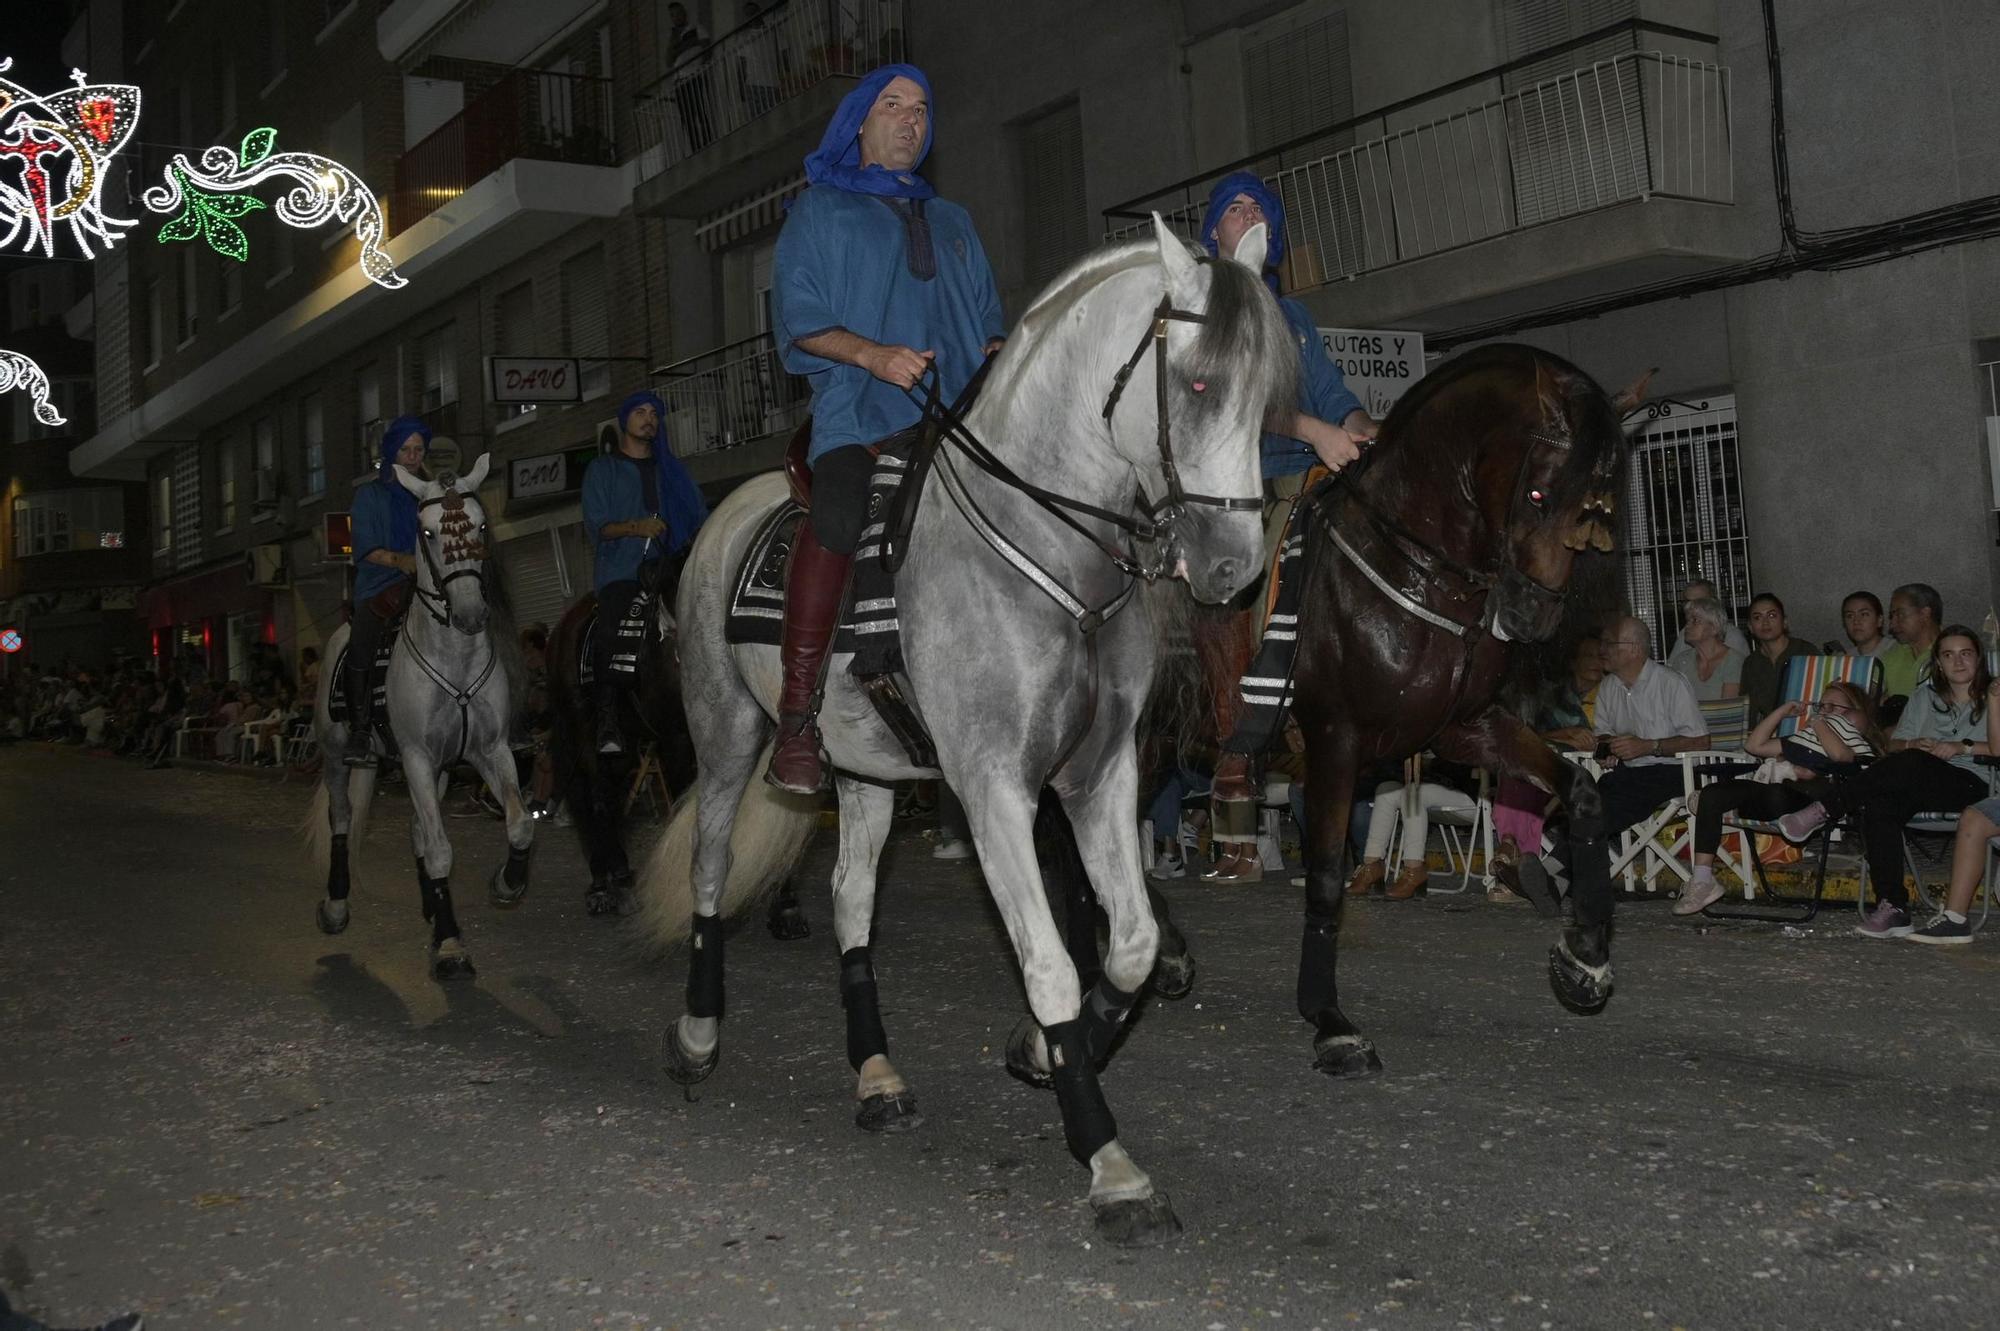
[{"xmin": 3, "ymin": 743, "xmax": 1998, "ymax": 1330}]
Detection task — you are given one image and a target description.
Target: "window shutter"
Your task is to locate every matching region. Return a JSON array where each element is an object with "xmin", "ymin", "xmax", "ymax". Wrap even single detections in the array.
[
  {"xmin": 497, "ymin": 282, "xmax": 535, "ymax": 355},
  {"xmin": 1019, "ymin": 100, "xmax": 1088, "ymax": 293},
  {"xmin": 498, "ymin": 529, "xmax": 571, "ymax": 631},
  {"xmin": 1500, "ymin": 0, "xmax": 1642, "ymax": 225},
  {"xmin": 562, "ymin": 247, "xmax": 610, "ymax": 395},
  {"xmin": 1243, "ymin": 10, "xmax": 1354, "ymax": 160}
]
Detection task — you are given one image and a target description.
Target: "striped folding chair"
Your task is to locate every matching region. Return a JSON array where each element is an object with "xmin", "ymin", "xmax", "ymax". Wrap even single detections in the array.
[{"xmin": 1774, "ymin": 655, "xmax": 1882, "ymax": 737}]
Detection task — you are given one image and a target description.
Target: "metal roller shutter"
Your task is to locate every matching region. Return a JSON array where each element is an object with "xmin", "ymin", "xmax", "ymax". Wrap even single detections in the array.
[{"xmin": 498, "ymin": 528, "xmax": 571, "ymax": 632}]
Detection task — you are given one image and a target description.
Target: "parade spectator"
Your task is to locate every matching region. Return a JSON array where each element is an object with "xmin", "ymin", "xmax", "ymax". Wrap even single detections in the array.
[
  {"xmin": 1589, "ymin": 616, "xmax": 1708, "ymax": 840},
  {"xmin": 1906, "ymin": 680, "xmax": 2000, "ymax": 944},
  {"xmin": 1879, "ymin": 582, "xmax": 1943, "ymax": 704},
  {"xmin": 210, "ymin": 684, "xmax": 247, "ymax": 759},
  {"xmin": 1669, "ymin": 596, "xmax": 1743, "ymax": 702},
  {"xmin": 1489, "ymin": 633, "xmax": 1603, "ymax": 903},
  {"xmin": 297, "ymin": 646, "xmax": 320, "ymax": 703},
  {"xmin": 1667, "ymin": 579, "xmax": 1749, "ymax": 677},
  {"xmin": 1740, "ymin": 593, "xmax": 1815, "ymax": 722},
  {"xmin": 1345, "ymin": 760, "xmax": 1479, "ymax": 900},
  {"xmin": 1841, "ymin": 591, "xmax": 1892, "ymax": 659},
  {"xmin": 1777, "ymin": 625, "xmax": 1993, "ymax": 939},
  {"xmin": 667, "ymin": 3, "xmax": 714, "ymax": 153}
]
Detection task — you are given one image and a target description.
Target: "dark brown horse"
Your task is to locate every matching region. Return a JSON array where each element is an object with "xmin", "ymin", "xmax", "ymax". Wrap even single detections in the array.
[{"xmin": 1169, "ymin": 344, "xmax": 1638, "ymax": 1074}]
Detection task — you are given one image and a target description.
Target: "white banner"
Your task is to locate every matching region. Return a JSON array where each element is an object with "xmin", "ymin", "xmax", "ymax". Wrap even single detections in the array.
[
  {"xmin": 487, "ymin": 356, "xmax": 582, "ymax": 404},
  {"xmin": 1317, "ymin": 328, "xmax": 1427, "ymax": 419}
]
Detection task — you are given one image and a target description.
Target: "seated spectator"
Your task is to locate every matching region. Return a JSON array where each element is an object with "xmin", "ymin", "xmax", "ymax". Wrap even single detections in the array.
[
  {"xmin": 1667, "ymin": 578, "xmax": 1749, "ymax": 678},
  {"xmin": 1490, "ymin": 633, "xmax": 1602, "ymax": 903},
  {"xmin": 1740, "ymin": 593, "xmax": 1815, "ymax": 722},
  {"xmin": 1841, "ymin": 590, "xmax": 1893, "ymax": 660},
  {"xmin": 1673, "ymin": 679, "xmax": 1884, "ymax": 916},
  {"xmin": 1344, "ymin": 759, "xmax": 1479, "ymax": 900},
  {"xmin": 1906, "ymin": 681, "xmax": 2000, "ymax": 944},
  {"xmin": 1777, "ymin": 624, "xmax": 1992, "ymax": 939},
  {"xmin": 212, "ymin": 684, "xmax": 249, "ymax": 759},
  {"xmin": 1878, "ymin": 582, "xmax": 1943, "ymax": 706},
  {"xmin": 1586, "ymin": 616, "xmax": 1709, "ymax": 842},
  {"xmin": 1669, "ymin": 597, "xmax": 1743, "ymax": 702},
  {"xmin": 297, "ymin": 646, "xmax": 321, "ymax": 704}
]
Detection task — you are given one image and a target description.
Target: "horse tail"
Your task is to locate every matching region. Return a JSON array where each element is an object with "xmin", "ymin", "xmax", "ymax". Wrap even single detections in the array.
[{"xmin": 632, "ymin": 744, "xmax": 818, "ymax": 952}]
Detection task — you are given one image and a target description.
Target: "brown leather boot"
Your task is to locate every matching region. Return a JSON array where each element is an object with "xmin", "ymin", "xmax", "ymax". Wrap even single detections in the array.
[
  {"xmin": 765, "ymin": 520, "xmax": 851, "ymax": 794},
  {"xmin": 1211, "ymin": 751, "xmax": 1256, "ymax": 804},
  {"xmin": 1385, "ymin": 859, "xmax": 1429, "ymax": 900},
  {"xmin": 1345, "ymin": 858, "xmax": 1386, "ymax": 897}
]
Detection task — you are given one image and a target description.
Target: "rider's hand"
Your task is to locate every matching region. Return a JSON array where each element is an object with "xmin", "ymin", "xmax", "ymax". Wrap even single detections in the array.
[
  {"xmin": 861, "ymin": 344, "xmax": 935, "ymax": 389},
  {"xmin": 397, "ymin": 554, "xmax": 419, "ymax": 575},
  {"xmin": 1342, "ymin": 408, "xmax": 1382, "ymax": 442},
  {"xmin": 634, "ymin": 515, "xmax": 668, "ymax": 540}
]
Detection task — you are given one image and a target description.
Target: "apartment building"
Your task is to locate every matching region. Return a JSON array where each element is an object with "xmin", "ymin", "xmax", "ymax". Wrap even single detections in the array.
[{"xmin": 66, "ymin": 0, "xmax": 2000, "ymax": 670}]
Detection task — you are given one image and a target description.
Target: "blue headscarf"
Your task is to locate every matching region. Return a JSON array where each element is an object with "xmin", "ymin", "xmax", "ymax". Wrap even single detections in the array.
[
  {"xmin": 378, "ymin": 415, "xmax": 431, "ymax": 481},
  {"xmin": 618, "ymin": 389, "xmax": 666, "ymax": 435},
  {"xmin": 1200, "ymin": 170, "xmax": 1285, "ymax": 289},
  {"xmin": 802, "ymin": 63, "xmax": 936, "ymax": 200}
]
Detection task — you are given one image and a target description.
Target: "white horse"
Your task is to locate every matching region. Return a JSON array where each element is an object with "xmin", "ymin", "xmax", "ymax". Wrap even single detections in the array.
[
  {"xmin": 305, "ymin": 455, "xmax": 534, "ymax": 980},
  {"xmin": 634, "ymin": 222, "xmax": 1293, "ymax": 1246}
]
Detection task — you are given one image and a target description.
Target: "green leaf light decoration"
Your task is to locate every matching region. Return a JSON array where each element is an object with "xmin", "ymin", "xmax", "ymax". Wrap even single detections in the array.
[{"xmin": 153, "ymin": 164, "xmax": 267, "ymax": 261}]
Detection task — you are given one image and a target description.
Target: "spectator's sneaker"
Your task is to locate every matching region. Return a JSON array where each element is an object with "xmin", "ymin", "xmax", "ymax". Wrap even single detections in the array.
[
  {"xmin": 1855, "ymin": 901, "xmax": 1914, "ymax": 939},
  {"xmin": 932, "ymin": 836, "xmax": 973, "ymax": 862},
  {"xmin": 1774, "ymin": 802, "xmax": 1827, "ymax": 844},
  {"xmin": 1907, "ymin": 913, "xmax": 1973, "ymax": 945},
  {"xmin": 1673, "ymin": 876, "xmax": 1726, "ymax": 916},
  {"xmin": 1147, "ymin": 845, "xmax": 1186, "ymax": 881}
]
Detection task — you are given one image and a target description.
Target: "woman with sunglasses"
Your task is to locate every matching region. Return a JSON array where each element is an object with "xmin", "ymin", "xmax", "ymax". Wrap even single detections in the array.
[
  {"xmin": 1673, "ymin": 679, "xmax": 1884, "ymax": 916},
  {"xmin": 1775, "ymin": 624, "xmax": 1995, "ymax": 938}
]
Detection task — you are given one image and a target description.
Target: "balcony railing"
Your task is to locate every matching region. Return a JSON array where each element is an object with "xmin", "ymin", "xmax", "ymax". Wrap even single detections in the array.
[
  {"xmin": 1107, "ymin": 49, "xmax": 1731, "ymax": 293},
  {"xmin": 657, "ymin": 332, "xmax": 811, "ymax": 460},
  {"xmin": 391, "ymin": 69, "xmax": 617, "ymax": 237},
  {"xmin": 634, "ymin": 0, "xmax": 906, "ymax": 176}
]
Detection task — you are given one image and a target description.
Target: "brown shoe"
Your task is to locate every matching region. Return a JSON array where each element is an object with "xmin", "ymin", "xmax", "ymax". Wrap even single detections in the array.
[
  {"xmin": 763, "ymin": 518, "xmax": 852, "ymax": 795},
  {"xmin": 1211, "ymin": 752, "xmax": 1256, "ymax": 804},
  {"xmin": 1385, "ymin": 860, "xmax": 1429, "ymax": 900},
  {"xmin": 1345, "ymin": 858, "xmax": 1386, "ymax": 897},
  {"xmin": 1200, "ymin": 848, "xmax": 1264, "ymax": 884}
]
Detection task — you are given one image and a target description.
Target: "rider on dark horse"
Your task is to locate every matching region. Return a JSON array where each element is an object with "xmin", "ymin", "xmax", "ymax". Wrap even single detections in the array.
[
  {"xmin": 1192, "ymin": 172, "xmax": 1378, "ymax": 877},
  {"xmin": 580, "ymin": 389, "xmax": 708, "ymax": 755},
  {"xmin": 765, "ymin": 63, "xmax": 1005, "ymax": 794},
  {"xmin": 343, "ymin": 416, "xmax": 430, "ymax": 767}
]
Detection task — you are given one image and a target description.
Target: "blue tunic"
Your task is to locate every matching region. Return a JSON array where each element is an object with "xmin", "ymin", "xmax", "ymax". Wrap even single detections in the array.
[
  {"xmin": 1261, "ymin": 297, "xmax": 1365, "ymax": 480},
  {"xmin": 350, "ymin": 477, "xmax": 419, "ymax": 603},
  {"xmin": 774, "ymin": 185, "xmax": 1004, "ymax": 462},
  {"xmin": 581, "ymin": 450, "xmax": 709, "ymax": 592}
]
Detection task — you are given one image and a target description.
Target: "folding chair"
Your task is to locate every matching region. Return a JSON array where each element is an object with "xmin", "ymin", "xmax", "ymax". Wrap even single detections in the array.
[
  {"xmin": 1379, "ymin": 756, "xmax": 1487, "ymax": 894},
  {"xmin": 625, "ymin": 741, "xmax": 673, "ymax": 817}
]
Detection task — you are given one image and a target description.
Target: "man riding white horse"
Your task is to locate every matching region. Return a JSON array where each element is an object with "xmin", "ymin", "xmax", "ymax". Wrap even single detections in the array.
[
  {"xmin": 581, "ymin": 389, "xmax": 708, "ymax": 755},
  {"xmin": 765, "ymin": 61, "xmax": 1005, "ymax": 794},
  {"xmin": 342, "ymin": 416, "xmax": 430, "ymax": 767}
]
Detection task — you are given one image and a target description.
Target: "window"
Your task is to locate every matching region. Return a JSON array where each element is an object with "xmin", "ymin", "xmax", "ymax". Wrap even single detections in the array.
[
  {"xmin": 144, "ymin": 279, "xmax": 162, "ymax": 370},
  {"xmin": 216, "ymin": 442, "xmax": 237, "ymax": 531},
  {"xmin": 496, "ymin": 282, "xmax": 536, "ymax": 421},
  {"xmin": 355, "ymin": 362, "xmax": 381, "ymax": 471},
  {"xmin": 560, "ymin": 248, "xmax": 609, "ymax": 397},
  {"xmin": 12, "ymin": 490, "xmax": 126, "ymax": 557},
  {"xmin": 154, "ymin": 472, "xmax": 173, "ymax": 555},
  {"xmin": 1499, "ymin": 0, "xmax": 1642, "ymax": 225},
  {"xmin": 176, "ymin": 246, "xmax": 199, "ymax": 343},
  {"xmin": 1017, "ymin": 99, "xmax": 1088, "ymax": 293},
  {"xmin": 1242, "ymin": 7, "xmax": 1354, "ymax": 158},
  {"xmin": 252, "ymin": 418, "xmax": 277, "ymax": 516},
  {"xmin": 302, "ymin": 394, "xmax": 326, "ymax": 498},
  {"xmin": 418, "ymin": 326, "xmax": 458, "ymax": 409},
  {"xmin": 1622, "ymin": 396, "xmax": 1750, "ymax": 655}
]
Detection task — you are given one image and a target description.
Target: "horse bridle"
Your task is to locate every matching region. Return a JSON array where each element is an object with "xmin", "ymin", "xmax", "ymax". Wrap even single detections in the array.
[{"xmin": 410, "ymin": 488, "xmax": 489, "ymax": 630}]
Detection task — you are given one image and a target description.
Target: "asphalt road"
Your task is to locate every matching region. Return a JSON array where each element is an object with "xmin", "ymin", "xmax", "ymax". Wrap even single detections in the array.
[{"xmin": 2, "ymin": 744, "xmax": 1997, "ymax": 1330}]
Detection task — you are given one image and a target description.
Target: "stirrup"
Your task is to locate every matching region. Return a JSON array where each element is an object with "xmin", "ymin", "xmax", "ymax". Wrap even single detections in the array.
[
  {"xmin": 342, "ymin": 735, "xmax": 378, "ymax": 768},
  {"xmin": 765, "ymin": 713, "xmax": 826, "ymax": 795}
]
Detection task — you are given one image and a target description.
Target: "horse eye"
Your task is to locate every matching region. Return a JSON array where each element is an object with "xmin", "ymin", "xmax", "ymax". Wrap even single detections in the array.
[
  {"xmin": 1528, "ymin": 489, "xmax": 1546, "ymax": 506},
  {"xmin": 422, "ymin": 529, "xmax": 435, "ymax": 539}
]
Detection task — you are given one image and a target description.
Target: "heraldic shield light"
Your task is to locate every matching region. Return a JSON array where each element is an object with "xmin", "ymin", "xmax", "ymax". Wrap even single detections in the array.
[
  {"xmin": 144, "ymin": 126, "xmax": 408, "ymax": 289},
  {"xmin": 0, "ymin": 61, "xmax": 141, "ymax": 259},
  {"xmin": 0, "ymin": 349, "xmax": 64, "ymax": 426}
]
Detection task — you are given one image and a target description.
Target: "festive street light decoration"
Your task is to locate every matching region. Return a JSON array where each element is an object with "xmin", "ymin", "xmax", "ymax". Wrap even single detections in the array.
[
  {"xmin": 0, "ymin": 61, "xmax": 141, "ymax": 259},
  {"xmin": 145, "ymin": 126, "xmax": 406, "ymax": 289},
  {"xmin": 0, "ymin": 348, "xmax": 63, "ymax": 426}
]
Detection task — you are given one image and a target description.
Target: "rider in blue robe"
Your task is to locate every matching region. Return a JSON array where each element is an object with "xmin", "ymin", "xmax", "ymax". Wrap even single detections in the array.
[
  {"xmin": 764, "ymin": 62, "xmax": 1005, "ymax": 793},
  {"xmin": 580, "ymin": 389, "xmax": 708, "ymax": 753},
  {"xmin": 343, "ymin": 416, "xmax": 430, "ymax": 766}
]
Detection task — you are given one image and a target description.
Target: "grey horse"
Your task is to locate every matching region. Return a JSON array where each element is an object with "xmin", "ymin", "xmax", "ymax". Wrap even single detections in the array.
[
  {"xmin": 633, "ymin": 221, "xmax": 1294, "ymax": 1246},
  {"xmin": 305, "ymin": 455, "xmax": 534, "ymax": 980}
]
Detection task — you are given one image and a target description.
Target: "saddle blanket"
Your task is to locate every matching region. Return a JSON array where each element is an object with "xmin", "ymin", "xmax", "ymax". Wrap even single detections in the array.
[
  {"xmin": 1229, "ymin": 490, "xmax": 1314, "ymax": 752},
  {"xmin": 724, "ymin": 446, "xmax": 912, "ymax": 677},
  {"xmin": 576, "ymin": 593, "xmax": 655, "ymax": 689}
]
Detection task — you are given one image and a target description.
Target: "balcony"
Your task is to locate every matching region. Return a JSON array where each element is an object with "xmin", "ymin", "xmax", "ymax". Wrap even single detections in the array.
[
  {"xmin": 633, "ymin": 0, "xmax": 906, "ymax": 219},
  {"xmin": 1106, "ymin": 47, "xmax": 1749, "ymax": 333},
  {"xmin": 656, "ymin": 333, "xmax": 811, "ymax": 486}
]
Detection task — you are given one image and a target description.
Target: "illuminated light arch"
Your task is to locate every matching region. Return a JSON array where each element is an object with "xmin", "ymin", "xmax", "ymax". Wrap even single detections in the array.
[
  {"xmin": 0, "ymin": 62, "xmax": 141, "ymax": 259},
  {"xmin": 0, "ymin": 349, "xmax": 63, "ymax": 426}
]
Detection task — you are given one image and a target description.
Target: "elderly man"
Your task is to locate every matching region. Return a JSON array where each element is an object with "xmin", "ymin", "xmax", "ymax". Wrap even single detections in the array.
[
  {"xmin": 1878, "ymin": 581, "xmax": 1943, "ymax": 703},
  {"xmin": 1591, "ymin": 615, "xmax": 1709, "ymax": 840},
  {"xmin": 581, "ymin": 389, "xmax": 708, "ymax": 755},
  {"xmin": 766, "ymin": 62, "xmax": 1004, "ymax": 793}
]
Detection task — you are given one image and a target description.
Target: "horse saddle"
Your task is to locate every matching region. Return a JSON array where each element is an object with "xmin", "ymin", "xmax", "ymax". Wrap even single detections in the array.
[
  {"xmin": 725, "ymin": 432, "xmax": 935, "ymax": 767},
  {"xmin": 327, "ymin": 635, "xmax": 398, "ymax": 743}
]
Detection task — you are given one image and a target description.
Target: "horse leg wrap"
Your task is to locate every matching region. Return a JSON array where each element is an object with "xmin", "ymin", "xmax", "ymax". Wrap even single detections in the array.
[
  {"xmin": 1295, "ymin": 912, "xmax": 1341, "ymax": 1023},
  {"xmin": 327, "ymin": 835, "xmax": 351, "ymax": 901},
  {"xmin": 503, "ymin": 843, "xmax": 531, "ymax": 889},
  {"xmin": 422, "ymin": 875, "xmax": 459, "ymax": 946},
  {"xmin": 840, "ymin": 946, "xmax": 889, "ymax": 1072},
  {"xmin": 687, "ymin": 913, "xmax": 725, "ymax": 1020},
  {"xmin": 1081, "ymin": 977, "xmax": 1138, "ymax": 1067},
  {"xmin": 1045, "ymin": 1019, "xmax": 1118, "ymax": 1167}
]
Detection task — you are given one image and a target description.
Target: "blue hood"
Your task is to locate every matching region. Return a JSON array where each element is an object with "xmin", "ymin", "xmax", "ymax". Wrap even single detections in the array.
[
  {"xmin": 803, "ymin": 64, "xmax": 936, "ymax": 200},
  {"xmin": 618, "ymin": 389, "xmax": 666, "ymax": 435},
  {"xmin": 378, "ymin": 415, "xmax": 431, "ymax": 481},
  {"xmin": 1200, "ymin": 170, "xmax": 1286, "ymax": 279}
]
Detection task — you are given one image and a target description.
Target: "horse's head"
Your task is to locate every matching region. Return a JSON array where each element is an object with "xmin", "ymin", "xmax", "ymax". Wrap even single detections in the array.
[
  {"xmin": 395, "ymin": 453, "xmax": 493, "ymax": 636},
  {"xmin": 1473, "ymin": 356, "xmax": 1640, "ymax": 643},
  {"xmin": 1108, "ymin": 218, "xmax": 1295, "ymax": 605}
]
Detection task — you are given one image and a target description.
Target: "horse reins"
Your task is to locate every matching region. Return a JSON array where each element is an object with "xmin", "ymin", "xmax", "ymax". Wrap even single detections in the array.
[{"xmin": 400, "ymin": 483, "xmax": 498, "ymax": 764}]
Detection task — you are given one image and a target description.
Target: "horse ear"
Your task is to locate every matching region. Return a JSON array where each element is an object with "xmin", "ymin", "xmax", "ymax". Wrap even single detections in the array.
[
  {"xmin": 1228, "ymin": 221, "xmax": 1269, "ymax": 276},
  {"xmin": 1609, "ymin": 367, "xmax": 1657, "ymax": 418},
  {"xmin": 1153, "ymin": 212, "xmax": 1204, "ymax": 310},
  {"xmin": 392, "ymin": 464, "xmax": 428, "ymax": 499},
  {"xmin": 463, "ymin": 452, "xmax": 491, "ymax": 492},
  {"xmin": 1532, "ymin": 359, "xmax": 1568, "ymax": 426}
]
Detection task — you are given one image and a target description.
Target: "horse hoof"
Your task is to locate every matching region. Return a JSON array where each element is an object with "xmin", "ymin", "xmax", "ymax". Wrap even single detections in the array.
[
  {"xmin": 1312, "ymin": 1034, "xmax": 1384, "ymax": 1078},
  {"xmin": 663, "ymin": 1027, "xmax": 720, "ymax": 1087},
  {"xmin": 316, "ymin": 899, "xmax": 350, "ymax": 935},
  {"xmin": 1002, "ymin": 1016, "xmax": 1052, "ymax": 1090},
  {"xmin": 430, "ymin": 940, "xmax": 477, "ymax": 982},
  {"xmin": 1151, "ymin": 949, "xmax": 1197, "ymax": 1000},
  {"xmin": 854, "ymin": 1090, "xmax": 923, "ymax": 1133},
  {"xmin": 766, "ymin": 903, "xmax": 811, "ymax": 941},
  {"xmin": 584, "ymin": 885, "xmax": 617, "ymax": 917},
  {"xmin": 1092, "ymin": 1192, "xmax": 1183, "ymax": 1248},
  {"xmin": 1547, "ymin": 940, "xmax": 1612, "ymax": 1016},
  {"xmin": 488, "ymin": 864, "xmax": 529, "ymax": 909}
]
